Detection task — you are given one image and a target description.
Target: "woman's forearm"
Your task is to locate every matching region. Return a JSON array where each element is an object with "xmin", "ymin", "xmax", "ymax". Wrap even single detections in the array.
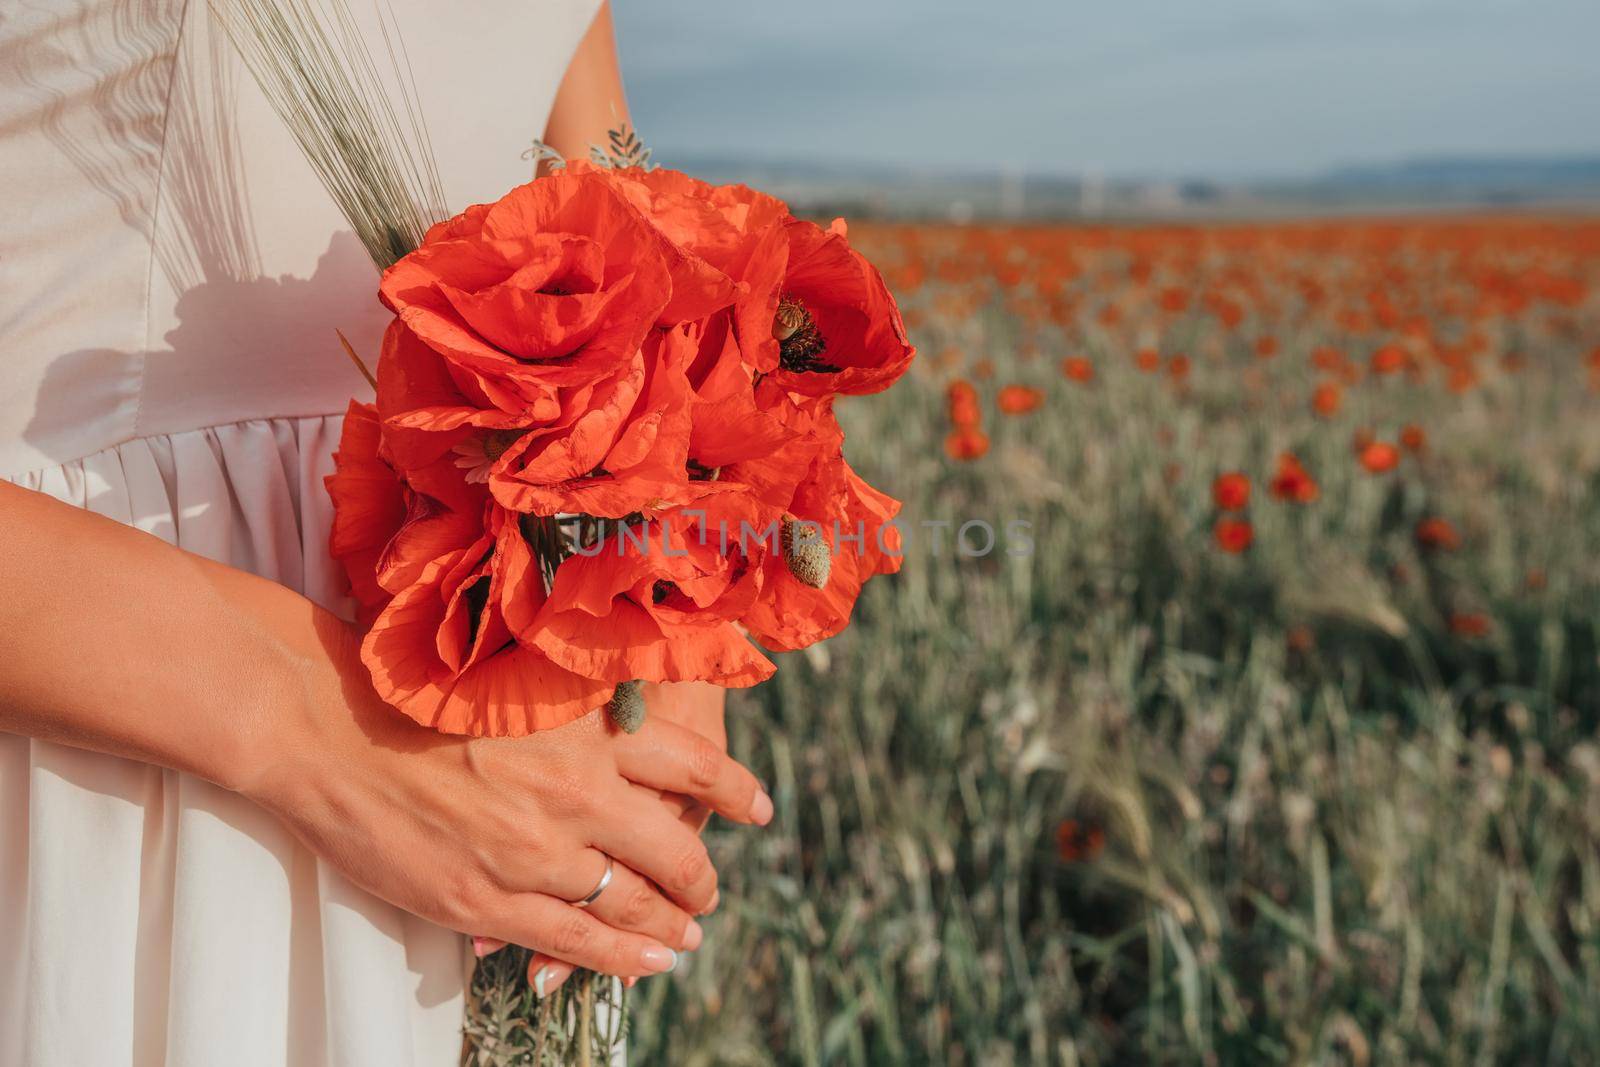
[
  {"xmin": 0, "ymin": 479, "xmax": 769, "ymax": 975},
  {"xmin": 0, "ymin": 480, "xmax": 326, "ymax": 794},
  {"xmin": 541, "ymin": 1, "xmax": 630, "ymax": 163}
]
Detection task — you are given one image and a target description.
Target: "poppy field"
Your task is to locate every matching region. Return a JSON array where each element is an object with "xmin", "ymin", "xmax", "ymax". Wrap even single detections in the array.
[{"xmin": 626, "ymin": 216, "xmax": 1600, "ymax": 1064}]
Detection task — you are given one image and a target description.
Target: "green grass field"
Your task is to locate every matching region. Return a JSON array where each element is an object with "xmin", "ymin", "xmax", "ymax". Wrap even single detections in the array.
[{"xmin": 481, "ymin": 216, "xmax": 1600, "ymax": 1065}]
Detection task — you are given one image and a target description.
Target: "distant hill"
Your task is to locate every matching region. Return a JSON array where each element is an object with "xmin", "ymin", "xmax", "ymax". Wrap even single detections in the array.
[
  {"xmin": 665, "ymin": 153, "xmax": 1600, "ymax": 220},
  {"xmin": 1319, "ymin": 155, "xmax": 1600, "ymax": 191}
]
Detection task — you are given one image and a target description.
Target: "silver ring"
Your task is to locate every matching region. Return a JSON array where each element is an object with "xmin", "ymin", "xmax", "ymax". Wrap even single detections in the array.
[{"xmin": 571, "ymin": 855, "xmax": 614, "ymax": 909}]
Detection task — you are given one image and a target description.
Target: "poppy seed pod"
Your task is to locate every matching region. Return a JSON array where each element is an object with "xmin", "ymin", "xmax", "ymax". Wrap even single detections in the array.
[
  {"xmin": 606, "ymin": 680, "xmax": 646, "ymax": 733},
  {"xmin": 772, "ymin": 300, "xmax": 806, "ymax": 341},
  {"xmin": 781, "ymin": 518, "xmax": 832, "ymax": 589}
]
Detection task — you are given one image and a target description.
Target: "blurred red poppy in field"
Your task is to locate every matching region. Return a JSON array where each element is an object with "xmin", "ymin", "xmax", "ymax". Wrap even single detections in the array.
[
  {"xmin": 1447, "ymin": 366, "xmax": 1479, "ymax": 393},
  {"xmin": 1415, "ymin": 516, "xmax": 1461, "ymax": 551},
  {"xmin": 1312, "ymin": 346, "xmax": 1345, "ymax": 373},
  {"xmin": 1213, "ymin": 517, "xmax": 1254, "ymax": 553},
  {"xmin": 1212, "ymin": 472, "xmax": 1251, "ymax": 511},
  {"xmin": 1167, "ymin": 354, "xmax": 1191, "ymax": 381},
  {"xmin": 997, "ymin": 385, "xmax": 1045, "ymax": 415},
  {"xmin": 1254, "ymin": 336, "xmax": 1278, "ymax": 359},
  {"xmin": 1370, "ymin": 343, "xmax": 1407, "ymax": 375},
  {"xmin": 1400, "ymin": 424, "xmax": 1427, "ymax": 452},
  {"xmin": 1135, "ymin": 347, "xmax": 1161, "ymax": 373},
  {"xmin": 1359, "ymin": 441, "xmax": 1400, "ymax": 473},
  {"xmin": 1061, "ymin": 356, "xmax": 1095, "ymax": 383},
  {"xmin": 1158, "ymin": 286, "xmax": 1189, "ymax": 313},
  {"xmin": 1311, "ymin": 382, "xmax": 1342, "ymax": 417},
  {"xmin": 945, "ymin": 427, "xmax": 990, "ymax": 461},
  {"xmin": 946, "ymin": 379, "xmax": 981, "ymax": 426},
  {"xmin": 1450, "ymin": 612, "xmax": 1492, "ymax": 638},
  {"xmin": 1270, "ymin": 453, "xmax": 1320, "ymax": 503},
  {"xmin": 1055, "ymin": 819, "xmax": 1105, "ymax": 863}
]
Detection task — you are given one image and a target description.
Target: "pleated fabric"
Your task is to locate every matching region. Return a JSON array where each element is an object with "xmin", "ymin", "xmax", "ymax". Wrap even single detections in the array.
[{"xmin": 0, "ymin": 416, "xmax": 469, "ymax": 1067}]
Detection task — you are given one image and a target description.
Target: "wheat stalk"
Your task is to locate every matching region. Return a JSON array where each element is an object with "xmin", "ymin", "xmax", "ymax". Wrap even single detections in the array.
[{"xmin": 208, "ymin": 0, "xmax": 447, "ymax": 268}]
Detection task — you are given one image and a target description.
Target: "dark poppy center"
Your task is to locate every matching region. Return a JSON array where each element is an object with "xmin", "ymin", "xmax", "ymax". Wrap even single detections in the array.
[{"xmin": 774, "ymin": 296, "xmax": 842, "ymax": 374}]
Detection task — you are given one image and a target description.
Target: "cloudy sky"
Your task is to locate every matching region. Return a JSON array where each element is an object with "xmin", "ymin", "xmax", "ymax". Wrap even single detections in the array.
[{"xmin": 611, "ymin": 0, "xmax": 1599, "ymax": 179}]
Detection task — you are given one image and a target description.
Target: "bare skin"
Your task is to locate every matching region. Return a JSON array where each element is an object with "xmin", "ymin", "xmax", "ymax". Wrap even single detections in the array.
[
  {"xmin": 540, "ymin": 1, "xmax": 632, "ymax": 166},
  {"xmin": 0, "ymin": 3, "xmax": 749, "ymax": 990},
  {"xmin": 0, "ymin": 480, "xmax": 761, "ymax": 976}
]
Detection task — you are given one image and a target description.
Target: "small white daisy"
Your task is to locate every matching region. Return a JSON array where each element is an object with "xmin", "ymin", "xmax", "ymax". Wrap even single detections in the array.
[{"xmin": 452, "ymin": 430, "xmax": 525, "ymax": 484}]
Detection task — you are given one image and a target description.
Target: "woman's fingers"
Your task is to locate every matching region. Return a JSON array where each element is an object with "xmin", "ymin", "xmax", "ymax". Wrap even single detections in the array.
[
  {"xmin": 482, "ymin": 893, "xmax": 680, "ymax": 978},
  {"xmin": 543, "ymin": 848, "xmax": 702, "ymax": 951},
  {"xmin": 585, "ymin": 859, "xmax": 703, "ymax": 952},
  {"xmin": 526, "ymin": 954, "xmax": 576, "ymax": 998},
  {"xmin": 590, "ymin": 785, "xmax": 722, "ymax": 914},
  {"xmin": 613, "ymin": 718, "xmax": 771, "ymax": 826},
  {"xmin": 471, "ymin": 935, "xmax": 508, "ymax": 957}
]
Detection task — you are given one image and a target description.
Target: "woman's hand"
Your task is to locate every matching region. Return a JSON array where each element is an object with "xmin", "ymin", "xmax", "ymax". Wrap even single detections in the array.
[
  {"xmin": 516, "ymin": 680, "xmax": 734, "ymax": 993},
  {"xmin": 241, "ymin": 617, "xmax": 771, "ymax": 980}
]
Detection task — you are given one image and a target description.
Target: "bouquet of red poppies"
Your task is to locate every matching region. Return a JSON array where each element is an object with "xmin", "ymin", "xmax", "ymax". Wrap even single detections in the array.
[{"xmin": 325, "ymin": 160, "xmax": 914, "ymax": 736}]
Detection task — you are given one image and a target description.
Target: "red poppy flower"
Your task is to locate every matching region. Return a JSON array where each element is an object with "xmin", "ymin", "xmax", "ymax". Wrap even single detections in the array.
[
  {"xmin": 678, "ymin": 319, "xmax": 827, "ymax": 527},
  {"xmin": 1061, "ymin": 356, "xmax": 1095, "ymax": 383},
  {"xmin": 1449, "ymin": 611, "xmax": 1492, "ymax": 638},
  {"xmin": 610, "ymin": 167, "xmax": 915, "ymax": 397},
  {"xmin": 359, "ymin": 508, "xmax": 612, "ymax": 736},
  {"xmin": 380, "ymin": 168, "xmax": 734, "ymax": 403},
  {"xmin": 1055, "ymin": 819, "xmax": 1105, "ymax": 863},
  {"xmin": 326, "ymin": 402, "xmax": 407, "ymax": 625},
  {"xmin": 946, "ymin": 379, "xmax": 982, "ymax": 426},
  {"xmin": 1311, "ymin": 382, "xmax": 1342, "ymax": 417},
  {"xmin": 1213, "ymin": 517, "xmax": 1254, "ymax": 553},
  {"xmin": 740, "ymin": 456, "xmax": 902, "ymax": 652},
  {"xmin": 1286, "ymin": 626, "xmax": 1315, "ymax": 654},
  {"xmin": 1370, "ymin": 343, "xmax": 1407, "ymax": 375},
  {"xmin": 485, "ymin": 329, "xmax": 703, "ymax": 518},
  {"xmin": 1158, "ymin": 286, "xmax": 1189, "ymax": 313},
  {"xmin": 513, "ymin": 509, "xmax": 774, "ymax": 689},
  {"xmin": 1415, "ymin": 516, "xmax": 1461, "ymax": 551},
  {"xmin": 945, "ymin": 427, "xmax": 990, "ymax": 461},
  {"xmin": 759, "ymin": 218, "xmax": 918, "ymax": 397},
  {"xmin": 1212, "ymin": 472, "xmax": 1251, "ymax": 511},
  {"xmin": 1270, "ymin": 453, "xmax": 1320, "ymax": 504},
  {"xmin": 1358, "ymin": 441, "xmax": 1400, "ymax": 474},
  {"xmin": 997, "ymin": 384, "xmax": 1044, "ymax": 415},
  {"xmin": 1400, "ymin": 424, "xmax": 1427, "ymax": 452}
]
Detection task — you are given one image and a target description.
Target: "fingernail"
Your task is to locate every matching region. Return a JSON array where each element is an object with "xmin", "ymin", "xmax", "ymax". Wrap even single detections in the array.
[
  {"xmin": 750, "ymin": 790, "xmax": 774, "ymax": 825},
  {"xmin": 705, "ymin": 889, "xmax": 720, "ymax": 914},
  {"xmin": 533, "ymin": 962, "xmax": 574, "ymax": 998},
  {"xmin": 682, "ymin": 920, "xmax": 703, "ymax": 951},
  {"xmin": 640, "ymin": 945, "xmax": 678, "ymax": 974},
  {"xmin": 624, "ymin": 976, "xmax": 638, "ymax": 989},
  {"xmin": 472, "ymin": 936, "xmax": 506, "ymax": 958}
]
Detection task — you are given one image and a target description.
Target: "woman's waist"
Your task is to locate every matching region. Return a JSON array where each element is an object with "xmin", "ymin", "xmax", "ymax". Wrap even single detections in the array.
[{"xmin": 0, "ymin": 339, "xmax": 372, "ymax": 480}]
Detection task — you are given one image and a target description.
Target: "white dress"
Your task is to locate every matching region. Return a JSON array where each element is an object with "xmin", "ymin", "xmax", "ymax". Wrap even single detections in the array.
[{"xmin": 0, "ymin": 1, "xmax": 601, "ymax": 1063}]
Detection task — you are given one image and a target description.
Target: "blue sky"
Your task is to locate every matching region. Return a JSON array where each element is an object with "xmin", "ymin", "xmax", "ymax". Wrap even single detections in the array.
[{"xmin": 612, "ymin": 0, "xmax": 1600, "ymax": 179}]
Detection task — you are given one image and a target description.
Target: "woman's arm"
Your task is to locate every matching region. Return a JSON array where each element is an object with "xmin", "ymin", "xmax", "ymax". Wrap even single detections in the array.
[
  {"xmin": 541, "ymin": 2, "xmax": 631, "ymax": 164},
  {"xmin": 0, "ymin": 481, "xmax": 770, "ymax": 976}
]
